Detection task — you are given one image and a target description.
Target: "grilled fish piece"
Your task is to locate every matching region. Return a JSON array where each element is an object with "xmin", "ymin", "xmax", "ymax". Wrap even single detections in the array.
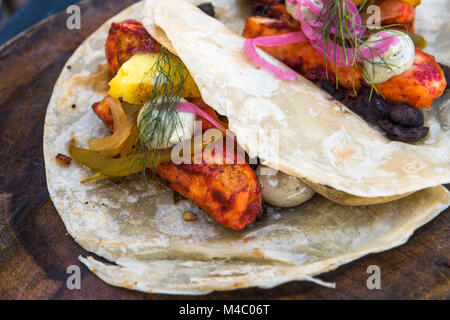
[
  {"xmin": 105, "ymin": 20, "xmax": 161, "ymax": 75},
  {"xmin": 363, "ymin": 0, "xmax": 416, "ymax": 32},
  {"xmin": 155, "ymin": 140, "xmax": 263, "ymax": 230},
  {"xmin": 375, "ymin": 49, "xmax": 447, "ymax": 109}
]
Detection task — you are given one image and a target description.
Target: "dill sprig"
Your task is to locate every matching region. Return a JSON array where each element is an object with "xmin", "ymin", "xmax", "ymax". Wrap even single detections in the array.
[
  {"xmin": 313, "ymin": 0, "xmax": 404, "ymax": 96},
  {"xmin": 136, "ymin": 47, "xmax": 189, "ymax": 181}
]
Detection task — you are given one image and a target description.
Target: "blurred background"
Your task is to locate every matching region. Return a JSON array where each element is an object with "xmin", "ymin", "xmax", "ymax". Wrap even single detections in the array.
[{"xmin": 0, "ymin": 0, "xmax": 79, "ymax": 46}]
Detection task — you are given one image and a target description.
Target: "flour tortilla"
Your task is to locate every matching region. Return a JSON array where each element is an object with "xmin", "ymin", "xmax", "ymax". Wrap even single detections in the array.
[{"xmin": 44, "ymin": 0, "xmax": 450, "ymax": 295}]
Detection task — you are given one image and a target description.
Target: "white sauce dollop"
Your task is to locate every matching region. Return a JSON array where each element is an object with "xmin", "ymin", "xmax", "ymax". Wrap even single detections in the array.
[
  {"xmin": 363, "ymin": 30, "xmax": 415, "ymax": 84},
  {"xmin": 256, "ymin": 165, "xmax": 315, "ymax": 208},
  {"xmin": 137, "ymin": 99, "xmax": 195, "ymax": 150}
]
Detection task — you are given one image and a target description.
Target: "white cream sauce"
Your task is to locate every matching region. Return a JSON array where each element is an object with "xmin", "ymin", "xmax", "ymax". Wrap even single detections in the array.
[
  {"xmin": 363, "ymin": 30, "xmax": 415, "ymax": 84},
  {"xmin": 137, "ymin": 99, "xmax": 195, "ymax": 150},
  {"xmin": 256, "ymin": 165, "xmax": 315, "ymax": 208}
]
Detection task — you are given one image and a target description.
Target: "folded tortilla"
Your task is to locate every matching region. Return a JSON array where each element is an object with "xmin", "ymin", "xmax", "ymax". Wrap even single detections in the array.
[{"xmin": 44, "ymin": 0, "xmax": 450, "ymax": 294}]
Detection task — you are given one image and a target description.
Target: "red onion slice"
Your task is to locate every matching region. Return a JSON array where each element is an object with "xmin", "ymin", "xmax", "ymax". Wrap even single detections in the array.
[
  {"xmin": 252, "ymin": 31, "xmax": 307, "ymax": 47},
  {"xmin": 243, "ymin": 32, "xmax": 307, "ymax": 81},
  {"xmin": 178, "ymin": 101, "xmax": 227, "ymax": 131}
]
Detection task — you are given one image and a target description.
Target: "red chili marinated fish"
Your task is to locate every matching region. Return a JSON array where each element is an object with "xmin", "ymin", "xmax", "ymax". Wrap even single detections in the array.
[
  {"xmin": 155, "ymin": 143, "xmax": 263, "ymax": 230},
  {"xmin": 242, "ymin": 15, "xmax": 446, "ymax": 109},
  {"xmin": 105, "ymin": 19, "xmax": 161, "ymax": 75}
]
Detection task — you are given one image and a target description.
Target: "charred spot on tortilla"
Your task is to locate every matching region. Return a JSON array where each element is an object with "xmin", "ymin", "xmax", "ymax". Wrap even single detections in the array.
[
  {"xmin": 56, "ymin": 154, "xmax": 72, "ymax": 167},
  {"xmin": 197, "ymin": 3, "xmax": 215, "ymax": 17}
]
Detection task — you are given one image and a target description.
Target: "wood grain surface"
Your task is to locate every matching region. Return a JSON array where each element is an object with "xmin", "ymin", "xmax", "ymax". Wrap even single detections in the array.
[{"xmin": 0, "ymin": 0, "xmax": 448, "ymax": 300}]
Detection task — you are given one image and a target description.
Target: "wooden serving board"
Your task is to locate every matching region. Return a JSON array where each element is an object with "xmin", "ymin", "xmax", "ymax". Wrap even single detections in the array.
[{"xmin": 0, "ymin": 0, "xmax": 448, "ymax": 300}]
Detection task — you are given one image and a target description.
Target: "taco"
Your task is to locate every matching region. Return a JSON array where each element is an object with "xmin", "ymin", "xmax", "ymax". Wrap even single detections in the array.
[{"xmin": 44, "ymin": 0, "xmax": 450, "ymax": 294}]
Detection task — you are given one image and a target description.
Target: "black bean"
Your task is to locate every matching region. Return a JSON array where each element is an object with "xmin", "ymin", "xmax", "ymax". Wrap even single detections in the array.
[
  {"xmin": 197, "ymin": 3, "xmax": 215, "ymax": 17},
  {"xmin": 339, "ymin": 86, "xmax": 429, "ymax": 142},
  {"xmin": 385, "ymin": 102, "xmax": 424, "ymax": 127},
  {"xmin": 310, "ymin": 75, "xmax": 429, "ymax": 142},
  {"xmin": 375, "ymin": 102, "xmax": 387, "ymax": 117},
  {"xmin": 378, "ymin": 120, "xmax": 429, "ymax": 142}
]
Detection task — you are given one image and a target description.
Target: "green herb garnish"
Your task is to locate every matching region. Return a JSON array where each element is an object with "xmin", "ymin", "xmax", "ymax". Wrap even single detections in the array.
[{"xmin": 136, "ymin": 47, "xmax": 189, "ymax": 182}]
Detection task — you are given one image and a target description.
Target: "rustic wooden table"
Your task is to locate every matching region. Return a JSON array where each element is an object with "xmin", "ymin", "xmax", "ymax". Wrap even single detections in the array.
[{"xmin": 0, "ymin": 0, "xmax": 448, "ymax": 300}]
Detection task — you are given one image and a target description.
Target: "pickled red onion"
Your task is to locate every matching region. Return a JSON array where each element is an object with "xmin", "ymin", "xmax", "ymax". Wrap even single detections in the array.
[
  {"xmin": 251, "ymin": 31, "xmax": 307, "ymax": 47},
  {"xmin": 293, "ymin": 0, "xmax": 317, "ymax": 40},
  {"xmin": 295, "ymin": 0, "xmax": 364, "ymax": 37},
  {"xmin": 292, "ymin": 0, "xmax": 398, "ymax": 66},
  {"xmin": 243, "ymin": 31, "xmax": 307, "ymax": 81},
  {"xmin": 178, "ymin": 101, "xmax": 227, "ymax": 131},
  {"xmin": 313, "ymin": 40, "xmax": 358, "ymax": 66}
]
